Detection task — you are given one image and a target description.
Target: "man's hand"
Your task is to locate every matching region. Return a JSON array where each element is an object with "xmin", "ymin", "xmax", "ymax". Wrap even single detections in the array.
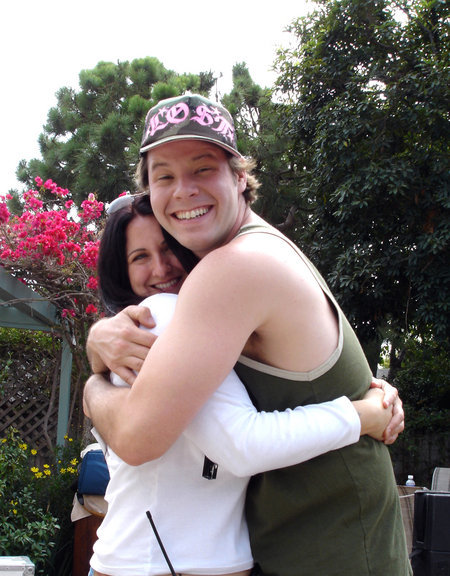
[
  {"xmin": 86, "ymin": 305, "xmax": 156, "ymax": 385},
  {"xmin": 370, "ymin": 377, "xmax": 405, "ymax": 445}
]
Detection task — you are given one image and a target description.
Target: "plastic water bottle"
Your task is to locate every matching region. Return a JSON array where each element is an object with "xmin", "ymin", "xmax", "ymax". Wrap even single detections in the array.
[{"xmin": 406, "ymin": 474, "xmax": 415, "ymax": 487}]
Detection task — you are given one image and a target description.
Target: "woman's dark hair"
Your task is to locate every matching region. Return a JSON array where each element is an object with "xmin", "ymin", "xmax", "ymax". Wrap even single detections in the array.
[{"xmin": 97, "ymin": 194, "xmax": 198, "ymax": 315}]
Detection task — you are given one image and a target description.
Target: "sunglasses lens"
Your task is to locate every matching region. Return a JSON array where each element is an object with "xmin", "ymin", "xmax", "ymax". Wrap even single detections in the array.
[
  {"xmin": 106, "ymin": 192, "xmax": 147, "ymax": 215},
  {"xmin": 106, "ymin": 194, "xmax": 134, "ymax": 215}
]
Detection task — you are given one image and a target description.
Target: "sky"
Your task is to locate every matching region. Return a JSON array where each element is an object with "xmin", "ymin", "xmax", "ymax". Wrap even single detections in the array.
[{"xmin": 1, "ymin": 0, "xmax": 313, "ymax": 194}]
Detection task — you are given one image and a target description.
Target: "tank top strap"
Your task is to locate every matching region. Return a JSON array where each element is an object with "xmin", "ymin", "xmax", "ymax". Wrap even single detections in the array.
[
  {"xmin": 234, "ymin": 223, "xmax": 271, "ymax": 237},
  {"xmin": 235, "ymin": 224, "xmax": 338, "ymax": 307}
]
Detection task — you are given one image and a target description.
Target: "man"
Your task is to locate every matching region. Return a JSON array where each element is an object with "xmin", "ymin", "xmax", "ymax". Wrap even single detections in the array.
[{"xmin": 84, "ymin": 94, "xmax": 410, "ymax": 575}]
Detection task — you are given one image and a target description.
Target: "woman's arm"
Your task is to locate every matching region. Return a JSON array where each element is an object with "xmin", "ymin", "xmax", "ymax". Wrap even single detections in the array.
[{"xmin": 184, "ymin": 372, "xmax": 390, "ymax": 477}]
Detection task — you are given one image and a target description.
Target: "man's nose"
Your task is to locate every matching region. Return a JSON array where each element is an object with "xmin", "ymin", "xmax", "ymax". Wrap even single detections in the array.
[{"xmin": 173, "ymin": 175, "xmax": 199, "ymax": 199}]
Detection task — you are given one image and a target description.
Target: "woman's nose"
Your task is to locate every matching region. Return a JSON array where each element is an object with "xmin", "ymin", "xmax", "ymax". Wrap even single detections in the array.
[{"xmin": 152, "ymin": 254, "xmax": 172, "ymax": 276}]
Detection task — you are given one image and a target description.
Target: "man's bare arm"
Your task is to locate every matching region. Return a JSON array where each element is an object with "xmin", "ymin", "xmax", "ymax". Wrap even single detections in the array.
[
  {"xmin": 84, "ymin": 250, "xmax": 265, "ymax": 465},
  {"xmin": 83, "ymin": 372, "xmax": 128, "ymax": 419}
]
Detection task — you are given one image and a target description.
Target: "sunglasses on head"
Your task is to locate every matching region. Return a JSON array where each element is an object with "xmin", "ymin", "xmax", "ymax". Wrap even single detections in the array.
[{"xmin": 106, "ymin": 192, "xmax": 148, "ymax": 215}]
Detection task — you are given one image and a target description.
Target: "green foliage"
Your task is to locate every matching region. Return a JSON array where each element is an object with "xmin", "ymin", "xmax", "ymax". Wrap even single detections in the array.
[
  {"xmin": 0, "ymin": 330, "xmax": 82, "ymax": 573},
  {"xmin": 0, "ymin": 326, "xmax": 55, "ymax": 349},
  {"xmin": 272, "ymin": 0, "xmax": 449, "ymax": 359},
  {"xmin": 388, "ymin": 334, "xmax": 449, "ymax": 484},
  {"xmin": 394, "ymin": 334, "xmax": 450, "ymax": 414},
  {"xmin": 0, "ymin": 329, "xmax": 56, "ymax": 408},
  {"xmin": 16, "ymin": 58, "xmax": 215, "ymax": 204},
  {"xmin": 222, "ymin": 64, "xmax": 302, "ymax": 229},
  {"xmin": 0, "ymin": 428, "xmax": 80, "ymax": 573}
]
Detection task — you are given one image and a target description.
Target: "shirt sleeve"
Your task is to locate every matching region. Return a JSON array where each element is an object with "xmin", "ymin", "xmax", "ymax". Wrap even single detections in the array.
[{"xmin": 184, "ymin": 370, "xmax": 361, "ymax": 477}]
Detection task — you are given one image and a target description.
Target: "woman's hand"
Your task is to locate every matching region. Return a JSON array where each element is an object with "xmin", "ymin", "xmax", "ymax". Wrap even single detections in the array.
[
  {"xmin": 353, "ymin": 388, "xmax": 393, "ymax": 442},
  {"xmin": 370, "ymin": 377, "xmax": 405, "ymax": 445},
  {"xmin": 86, "ymin": 305, "xmax": 156, "ymax": 385}
]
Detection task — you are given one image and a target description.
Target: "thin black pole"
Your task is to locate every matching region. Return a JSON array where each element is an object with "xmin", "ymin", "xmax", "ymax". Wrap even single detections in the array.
[{"xmin": 146, "ymin": 510, "xmax": 178, "ymax": 576}]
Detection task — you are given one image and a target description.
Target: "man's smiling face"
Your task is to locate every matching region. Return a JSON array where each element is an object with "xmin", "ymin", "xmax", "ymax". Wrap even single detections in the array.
[{"xmin": 148, "ymin": 140, "xmax": 247, "ymax": 258}]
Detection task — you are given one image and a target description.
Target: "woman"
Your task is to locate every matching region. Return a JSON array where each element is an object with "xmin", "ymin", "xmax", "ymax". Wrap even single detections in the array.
[{"xmin": 88, "ymin": 193, "xmax": 398, "ymax": 576}]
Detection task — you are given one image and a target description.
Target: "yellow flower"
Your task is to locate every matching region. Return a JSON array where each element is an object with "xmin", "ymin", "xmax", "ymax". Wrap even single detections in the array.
[
  {"xmin": 1, "ymin": 438, "xmax": 6, "ymax": 443},
  {"xmin": 35, "ymin": 472, "xmax": 43, "ymax": 479},
  {"xmin": 31, "ymin": 449, "xmax": 37, "ymax": 455},
  {"xmin": 12, "ymin": 509, "xmax": 17, "ymax": 515},
  {"xmin": 19, "ymin": 443, "xmax": 28, "ymax": 451},
  {"xmin": 43, "ymin": 464, "xmax": 50, "ymax": 469},
  {"xmin": 44, "ymin": 469, "xmax": 51, "ymax": 476},
  {"xmin": 70, "ymin": 458, "xmax": 78, "ymax": 466},
  {"xmin": 60, "ymin": 468, "xmax": 67, "ymax": 474},
  {"xmin": 31, "ymin": 467, "xmax": 39, "ymax": 473}
]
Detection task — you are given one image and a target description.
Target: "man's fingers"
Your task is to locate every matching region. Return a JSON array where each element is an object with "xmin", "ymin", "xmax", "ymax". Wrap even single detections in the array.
[
  {"xmin": 122, "ymin": 305, "xmax": 156, "ymax": 329},
  {"xmin": 111, "ymin": 366, "xmax": 137, "ymax": 387}
]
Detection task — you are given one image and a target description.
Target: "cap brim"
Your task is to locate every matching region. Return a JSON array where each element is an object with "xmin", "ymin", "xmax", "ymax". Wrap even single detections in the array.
[{"xmin": 140, "ymin": 134, "xmax": 242, "ymax": 158}]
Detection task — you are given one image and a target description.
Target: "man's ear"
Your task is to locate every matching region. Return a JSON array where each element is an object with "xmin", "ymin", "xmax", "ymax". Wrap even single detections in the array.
[{"xmin": 237, "ymin": 171, "xmax": 247, "ymax": 194}]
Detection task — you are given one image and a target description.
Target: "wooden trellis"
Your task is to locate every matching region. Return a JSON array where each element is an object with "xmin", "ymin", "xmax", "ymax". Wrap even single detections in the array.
[
  {"xmin": 0, "ymin": 331, "xmax": 60, "ymax": 456},
  {"xmin": 0, "ymin": 387, "xmax": 58, "ymax": 454},
  {"xmin": 0, "ymin": 267, "xmax": 72, "ymax": 450}
]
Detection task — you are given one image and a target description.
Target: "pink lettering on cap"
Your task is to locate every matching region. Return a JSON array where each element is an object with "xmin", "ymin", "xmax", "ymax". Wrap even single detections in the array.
[{"xmin": 191, "ymin": 105, "xmax": 235, "ymax": 143}]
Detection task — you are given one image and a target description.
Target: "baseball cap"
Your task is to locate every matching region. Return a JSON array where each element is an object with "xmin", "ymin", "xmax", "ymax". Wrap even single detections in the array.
[{"xmin": 139, "ymin": 94, "xmax": 242, "ymax": 158}]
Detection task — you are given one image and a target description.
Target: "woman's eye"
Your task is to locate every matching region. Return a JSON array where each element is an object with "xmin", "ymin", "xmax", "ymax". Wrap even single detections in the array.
[{"xmin": 132, "ymin": 253, "xmax": 148, "ymax": 262}]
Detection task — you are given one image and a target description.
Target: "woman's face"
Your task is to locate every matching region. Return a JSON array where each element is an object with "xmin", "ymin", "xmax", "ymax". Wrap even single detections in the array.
[{"xmin": 126, "ymin": 214, "xmax": 188, "ymax": 297}]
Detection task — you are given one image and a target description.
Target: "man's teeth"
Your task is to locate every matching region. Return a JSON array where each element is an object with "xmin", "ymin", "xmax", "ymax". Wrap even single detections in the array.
[
  {"xmin": 175, "ymin": 207, "xmax": 209, "ymax": 220},
  {"xmin": 155, "ymin": 278, "xmax": 178, "ymax": 290}
]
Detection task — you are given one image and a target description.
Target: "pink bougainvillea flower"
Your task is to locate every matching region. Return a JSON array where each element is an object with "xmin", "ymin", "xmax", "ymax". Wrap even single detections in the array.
[
  {"xmin": 79, "ymin": 240, "xmax": 100, "ymax": 270},
  {"xmin": 1, "ymin": 176, "xmax": 102, "ymax": 330},
  {"xmin": 44, "ymin": 179, "xmax": 56, "ymax": 191},
  {"xmin": 86, "ymin": 303, "xmax": 98, "ymax": 314},
  {"xmin": 0, "ymin": 202, "xmax": 10, "ymax": 224},
  {"xmin": 61, "ymin": 309, "xmax": 76, "ymax": 318},
  {"xmin": 87, "ymin": 276, "xmax": 98, "ymax": 290},
  {"xmin": 79, "ymin": 194, "xmax": 104, "ymax": 223}
]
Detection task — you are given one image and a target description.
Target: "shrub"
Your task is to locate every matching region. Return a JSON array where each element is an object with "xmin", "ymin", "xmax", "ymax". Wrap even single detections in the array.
[{"xmin": 0, "ymin": 428, "xmax": 80, "ymax": 574}]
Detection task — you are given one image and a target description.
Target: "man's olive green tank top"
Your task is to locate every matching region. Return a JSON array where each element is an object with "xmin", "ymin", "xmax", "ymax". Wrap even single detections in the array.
[{"xmin": 234, "ymin": 225, "xmax": 411, "ymax": 576}]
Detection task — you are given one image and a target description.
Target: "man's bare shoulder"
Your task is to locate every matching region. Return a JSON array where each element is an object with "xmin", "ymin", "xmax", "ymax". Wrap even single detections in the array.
[
  {"xmin": 183, "ymin": 232, "xmax": 291, "ymax": 297},
  {"xmin": 199, "ymin": 226, "xmax": 311, "ymax": 286},
  {"xmin": 177, "ymin": 226, "xmax": 337, "ymax": 371},
  {"xmin": 177, "ymin": 224, "xmax": 319, "ymax": 332}
]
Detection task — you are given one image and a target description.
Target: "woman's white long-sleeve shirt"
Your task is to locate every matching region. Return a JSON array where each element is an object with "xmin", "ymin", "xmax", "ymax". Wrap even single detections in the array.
[{"xmin": 90, "ymin": 293, "xmax": 360, "ymax": 576}]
